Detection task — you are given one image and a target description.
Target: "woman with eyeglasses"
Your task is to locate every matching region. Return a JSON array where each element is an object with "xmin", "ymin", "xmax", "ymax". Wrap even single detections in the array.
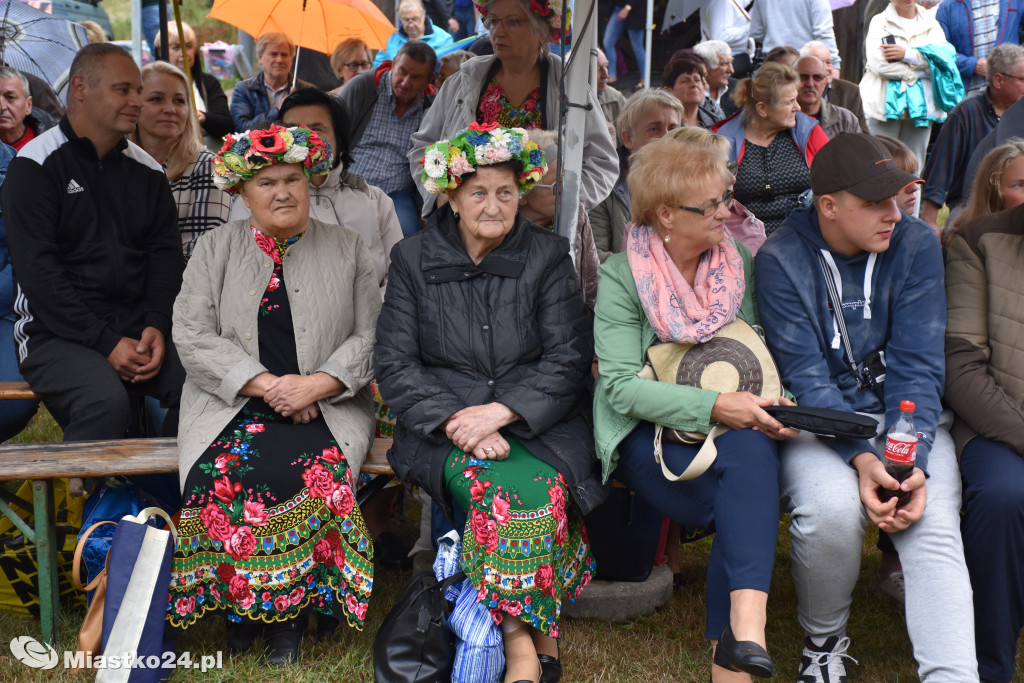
[
  {"xmin": 329, "ymin": 38, "xmax": 374, "ymax": 90},
  {"xmin": 593, "ymin": 133, "xmax": 796, "ymax": 682},
  {"xmin": 859, "ymin": 0, "xmax": 952, "ymax": 179},
  {"xmin": 409, "ymin": 0, "xmax": 617, "ymax": 216},
  {"xmin": 372, "ymin": 0, "xmax": 454, "ymax": 68}
]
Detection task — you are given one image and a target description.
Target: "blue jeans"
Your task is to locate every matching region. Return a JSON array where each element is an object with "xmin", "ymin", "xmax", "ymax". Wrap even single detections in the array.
[
  {"xmin": 602, "ymin": 10, "xmax": 646, "ymax": 79},
  {"xmin": 388, "ymin": 190, "xmax": 422, "ymax": 237},
  {"xmin": 614, "ymin": 422, "xmax": 780, "ymax": 638},
  {"xmin": 141, "ymin": 5, "xmax": 169, "ymax": 57},
  {"xmin": 0, "ymin": 316, "xmax": 37, "ymax": 441},
  {"xmin": 961, "ymin": 435, "xmax": 1024, "ymax": 683},
  {"xmin": 453, "ymin": 4, "xmax": 476, "ymax": 41}
]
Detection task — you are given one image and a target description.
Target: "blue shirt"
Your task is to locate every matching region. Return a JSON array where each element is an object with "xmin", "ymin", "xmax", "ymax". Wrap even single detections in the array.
[{"xmin": 349, "ymin": 75, "xmax": 424, "ymax": 194}]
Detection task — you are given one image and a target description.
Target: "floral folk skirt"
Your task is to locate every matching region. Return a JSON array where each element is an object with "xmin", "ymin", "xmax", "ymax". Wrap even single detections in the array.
[
  {"xmin": 167, "ymin": 400, "xmax": 374, "ymax": 629},
  {"xmin": 444, "ymin": 437, "xmax": 595, "ymax": 637}
]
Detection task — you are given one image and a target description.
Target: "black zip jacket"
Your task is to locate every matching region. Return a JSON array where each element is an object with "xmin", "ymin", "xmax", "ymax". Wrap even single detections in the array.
[
  {"xmin": 3, "ymin": 116, "xmax": 182, "ymax": 362},
  {"xmin": 374, "ymin": 206, "xmax": 607, "ymax": 521}
]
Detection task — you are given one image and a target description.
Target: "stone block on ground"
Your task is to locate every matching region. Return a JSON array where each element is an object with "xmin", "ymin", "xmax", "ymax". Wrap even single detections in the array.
[{"xmin": 562, "ymin": 564, "xmax": 673, "ymax": 621}]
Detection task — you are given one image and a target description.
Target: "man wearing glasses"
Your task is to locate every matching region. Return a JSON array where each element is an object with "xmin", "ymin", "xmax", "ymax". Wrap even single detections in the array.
[
  {"xmin": 795, "ymin": 55, "xmax": 861, "ymax": 140},
  {"xmin": 921, "ymin": 43, "xmax": 1024, "ymax": 230}
]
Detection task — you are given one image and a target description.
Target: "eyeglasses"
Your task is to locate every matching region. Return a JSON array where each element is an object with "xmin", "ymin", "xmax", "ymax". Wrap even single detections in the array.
[
  {"xmin": 999, "ymin": 72, "xmax": 1024, "ymax": 82},
  {"xmin": 533, "ymin": 181, "xmax": 559, "ymax": 192},
  {"xmin": 727, "ymin": 161, "xmax": 738, "ymax": 175},
  {"xmin": 343, "ymin": 60, "xmax": 371, "ymax": 70},
  {"xmin": 482, "ymin": 15, "xmax": 526, "ymax": 31},
  {"xmin": 679, "ymin": 189, "xmax": 734, "ymax": 217},
  {"xmin": 400, "ymin": 14, "xmax": 424, "ymax": 23},
  {"xmin": 799, "ymin": 72, "xmax": 827, "ymax": 82}
]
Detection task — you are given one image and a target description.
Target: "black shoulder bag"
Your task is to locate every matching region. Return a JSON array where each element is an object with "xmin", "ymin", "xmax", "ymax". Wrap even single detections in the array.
[{"xmin": 374, "ymin": 570, "xmax": 467, "ymax": 683}]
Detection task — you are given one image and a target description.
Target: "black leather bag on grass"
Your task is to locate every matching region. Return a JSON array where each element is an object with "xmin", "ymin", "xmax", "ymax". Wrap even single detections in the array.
[{"xmin": 374, "ymin": 570, "xmax": 467, "ymax": 683}]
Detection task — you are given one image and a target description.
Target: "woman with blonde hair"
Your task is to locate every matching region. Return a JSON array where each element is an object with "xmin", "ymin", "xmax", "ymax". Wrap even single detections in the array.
[
  {"xmin": 711, "ymin": 62, "xmax": 828, "ymax": 235},
  {"xmin": 154, "ymin": 21, "xmax": 233, "ymax": 144},
  {"xmin": 329, "ymin": 38, "xmax": 373, "ymax": 89},
  {"xmin": 594, "ymin": 134, "xmax": 796, "ymax": 681},
  {"xmin": 131, "ymin": 61, "xmax": 231, "ymax": 259},
  {"xmin": 953, "ymin": 139, "xmax": 1024, "ymax": 231},
  {"xmin": 665, "ymin": 126, "xmax": 766, "ymax": 254}
]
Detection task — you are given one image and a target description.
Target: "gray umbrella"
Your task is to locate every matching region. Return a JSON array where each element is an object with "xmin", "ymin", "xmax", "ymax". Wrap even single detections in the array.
[
  {"xmin": 0, "ymin": 1, "xmax": 88, "ymax": 104},
  {"xmin": 661, "ymin": 0, "xmax": 700, "ymax": 32}
]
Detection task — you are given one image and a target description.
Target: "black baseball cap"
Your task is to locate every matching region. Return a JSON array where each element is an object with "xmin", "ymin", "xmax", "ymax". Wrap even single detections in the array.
[{"xmin": 810, "ymin": 133, "xmax": 922, "ymax": 202}]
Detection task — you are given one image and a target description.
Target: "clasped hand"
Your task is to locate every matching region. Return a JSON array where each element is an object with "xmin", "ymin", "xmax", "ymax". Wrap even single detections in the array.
[
  {"xmin": 853, "ymin": 452, "xmax": 927, "ymax": 532},
  {"xmin": 710, "ymin": 392, "xmax": 799, "ymax": 440},
  {"xmin": 444, "ymin": 403, "xmax": 518, "ymax": 460},
  {"xmin": 107, "ymin": 327, "xmax": 165, "ymax": 383}
]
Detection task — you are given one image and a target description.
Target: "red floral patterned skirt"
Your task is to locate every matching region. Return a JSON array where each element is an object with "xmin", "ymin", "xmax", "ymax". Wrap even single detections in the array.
[
  {"xmin": 445, "ymin": 437, "xmax": 594, "ymax": 637},
  {"xmin": 167, "ymin": 400, "xmax": 374, "ymax": 629}
]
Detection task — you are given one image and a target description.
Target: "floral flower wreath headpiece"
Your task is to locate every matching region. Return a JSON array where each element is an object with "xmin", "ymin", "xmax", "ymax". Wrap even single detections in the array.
[
  {"xmin": 212, "ymin": 124, "xmax": 332, "ymax": 193},
  {"xmin": 474, "ymin": 0, "xmax": 569, "ymax": 42},
  {"xmin": 420, "ymin": 122, "xmax": 547, "ymax": 196}
]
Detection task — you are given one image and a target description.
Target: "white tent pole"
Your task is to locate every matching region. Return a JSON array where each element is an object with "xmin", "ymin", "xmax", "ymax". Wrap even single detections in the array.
[
  {"xmin": 130, "ymin": 0, "xmax": 143, "ymax": 67},
  {"xmin": 556, "ymin": 0, "xmax": 597, "ymax": 259},
  {"xmin": 644, "ymin": 0, "xmax": 653, "ymax": 86}
]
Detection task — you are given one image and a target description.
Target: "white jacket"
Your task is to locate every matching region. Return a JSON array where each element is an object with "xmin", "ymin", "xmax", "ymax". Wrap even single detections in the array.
[
  {"xmin": 230, "ymin": 165, "xmax": 402, "ymax": 293},
  {"xmin": 408, "ymin": 53, "xmax": 618, "ymax": 215},
  {"xmin": 859, "ymin": 4, "xmax": 949, "ymax": 123}
]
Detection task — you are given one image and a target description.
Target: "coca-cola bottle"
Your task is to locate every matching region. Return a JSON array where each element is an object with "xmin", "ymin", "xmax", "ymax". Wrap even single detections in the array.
[{"xmin": 879, "ymin": 400, "xmax": 918, "ymax": 506}]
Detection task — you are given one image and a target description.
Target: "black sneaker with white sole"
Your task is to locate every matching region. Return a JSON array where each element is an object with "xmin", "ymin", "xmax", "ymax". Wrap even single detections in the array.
[{"xmin": 797, "ymin": 635, "xmax": 858, "ymax": 683}]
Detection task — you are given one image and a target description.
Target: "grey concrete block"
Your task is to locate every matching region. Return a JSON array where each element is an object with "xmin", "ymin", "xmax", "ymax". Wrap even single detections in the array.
[{"xmin": 562, "ymin": 564, "xmax": 673, "ymax": 621}]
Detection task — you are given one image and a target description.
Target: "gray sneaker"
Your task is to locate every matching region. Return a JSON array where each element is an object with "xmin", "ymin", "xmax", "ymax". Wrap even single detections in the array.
[
  {"xmin": 878, "ymin": 571, "xmax": 906, "ymax": 605},
  {"xmin": 797, "ymin": 636, "xmax": 857, "ymax": 683}
]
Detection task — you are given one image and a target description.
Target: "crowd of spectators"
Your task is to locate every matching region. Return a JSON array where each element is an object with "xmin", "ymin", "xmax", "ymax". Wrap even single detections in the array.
[{"xmin": 1, "ymin": 0, "xmax": 1024, "ymax": 680}]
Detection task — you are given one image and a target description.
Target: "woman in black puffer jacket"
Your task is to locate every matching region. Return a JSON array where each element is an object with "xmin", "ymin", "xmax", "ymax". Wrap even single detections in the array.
[{"xmin": 375, "ymin": 124, "xmax": 604, "ymax": 683}]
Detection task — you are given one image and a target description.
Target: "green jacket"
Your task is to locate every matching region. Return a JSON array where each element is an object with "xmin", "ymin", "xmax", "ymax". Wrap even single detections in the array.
[{"xmin": 592, "ymin": 243, "xmax": 761, "ymax": 482}]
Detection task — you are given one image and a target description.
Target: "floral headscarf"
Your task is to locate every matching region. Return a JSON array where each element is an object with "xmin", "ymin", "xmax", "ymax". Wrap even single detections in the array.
[
  {"xmin": 420, "ymin": 122, "xmax": 547, "ymax": 195},
  {"xmin": 212, "ymin": 124, "xmax": 332, "ymax": 193},
  {"xmin": 474, "ymin": 0, "xmax": 569, "ymax": 42}
]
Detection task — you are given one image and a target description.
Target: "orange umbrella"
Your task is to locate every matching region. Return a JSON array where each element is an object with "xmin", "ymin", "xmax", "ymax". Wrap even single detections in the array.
[{"xmin": 209, "ymin": 0, "xmax": 395, "ymax": 54}]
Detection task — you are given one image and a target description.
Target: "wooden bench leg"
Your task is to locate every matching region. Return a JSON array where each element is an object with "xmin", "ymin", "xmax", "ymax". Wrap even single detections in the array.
[{"xmin": 32, "ymin": 480, "xmax": 59, "ymax": 646}]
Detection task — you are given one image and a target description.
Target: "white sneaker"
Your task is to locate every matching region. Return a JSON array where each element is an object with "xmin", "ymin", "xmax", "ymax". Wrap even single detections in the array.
[
  {"xmin": 878, "ymin": 571, "xmax": 906, "ymax": 605},
  {"xmin": 797, "ymin": 635, "xmax": 857, "ymax": 683}
]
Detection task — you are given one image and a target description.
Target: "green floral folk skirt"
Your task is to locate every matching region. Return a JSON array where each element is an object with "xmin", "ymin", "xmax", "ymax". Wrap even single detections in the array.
[
  {"xmin": 167, "ymin": 401, "xmax": 374, "ymax": 629},
  {"xmin": 445, "ymin": 437, "xmax": 595, "ymax": 637}
]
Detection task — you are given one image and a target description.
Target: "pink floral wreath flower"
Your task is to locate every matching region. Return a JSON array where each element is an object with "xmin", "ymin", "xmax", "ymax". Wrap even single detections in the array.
[{"xmin": 419, "ymin": 124, "xmax": 547, "ymax": 196}]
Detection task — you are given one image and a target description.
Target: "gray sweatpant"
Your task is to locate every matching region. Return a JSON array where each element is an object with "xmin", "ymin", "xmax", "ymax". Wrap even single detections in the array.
[{"xmin": 779, "ymin": 411, "xmax": 978, "ymax": 682}]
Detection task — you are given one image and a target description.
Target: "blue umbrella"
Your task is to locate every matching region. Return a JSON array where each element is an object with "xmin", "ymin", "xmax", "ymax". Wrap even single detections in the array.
[{"xmin": 0, "ymin": 1, "xmax": 88, "ymax": 102}]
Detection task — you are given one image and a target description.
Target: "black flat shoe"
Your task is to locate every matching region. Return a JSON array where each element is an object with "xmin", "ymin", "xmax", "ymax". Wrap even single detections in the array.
[
  {"xmin": 539, "ymin": 639, "xmax": 561, "ymax": 683},
  {"xmin": 713, "ymin": 625, "xmax": 774, "ymax": 678},
  {"xmin": 225, "ymin": 618, "xmax": 263, "ymax": 653},
  {"xmin": 263, "ymin": 618, "xmax": 304, "ymax": 665}
]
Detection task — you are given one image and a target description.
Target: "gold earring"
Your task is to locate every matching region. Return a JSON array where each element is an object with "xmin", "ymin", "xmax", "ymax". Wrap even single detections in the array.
[{"xmin": 663, "ymin": 229, "xmax": 671, "ymax": 243}]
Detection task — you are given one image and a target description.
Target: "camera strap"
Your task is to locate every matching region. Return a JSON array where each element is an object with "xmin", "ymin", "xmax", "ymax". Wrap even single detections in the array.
[{"xmin": 817, "ymin": 250, "xmax": 865, "ymax": 383}]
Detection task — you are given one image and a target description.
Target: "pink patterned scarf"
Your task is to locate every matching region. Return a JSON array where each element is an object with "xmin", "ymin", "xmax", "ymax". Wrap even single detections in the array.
[{"xmin": 625, "ymin": 222, "xmax": 746, "ymax": 344}]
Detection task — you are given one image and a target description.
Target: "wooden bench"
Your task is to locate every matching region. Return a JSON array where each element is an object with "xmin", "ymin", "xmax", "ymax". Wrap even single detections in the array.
[
  {"xmin": 0, "ymin": 381, "xmax": 40, "ymax": 401},
  {"xmin": 0, "ymin": 436, "xmax": 395, "ymax": 646}
]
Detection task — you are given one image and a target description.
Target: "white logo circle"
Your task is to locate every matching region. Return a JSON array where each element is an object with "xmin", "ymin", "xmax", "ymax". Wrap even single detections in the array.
[{"xmin": 9, "ymin": 635, "xmax": 58, "ymax": 669}]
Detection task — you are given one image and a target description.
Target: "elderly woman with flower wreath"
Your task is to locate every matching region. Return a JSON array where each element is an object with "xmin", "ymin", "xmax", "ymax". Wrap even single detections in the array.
[
  {"xmin": 376, "ymin": 123, "xmax": 603, "ymax": 683},
  {"xmin": 408, "ymin": 0, "xmax": 617, "ymax": 218},
  {"xmin": 168, "ymin": 124, "xmax": 382, "ymax": 665}
]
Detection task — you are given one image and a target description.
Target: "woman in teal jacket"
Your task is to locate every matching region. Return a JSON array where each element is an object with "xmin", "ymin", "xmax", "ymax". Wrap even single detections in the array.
[{"xmin": 593, "ymin": 133, "xmax": 796, "ymax": 682}]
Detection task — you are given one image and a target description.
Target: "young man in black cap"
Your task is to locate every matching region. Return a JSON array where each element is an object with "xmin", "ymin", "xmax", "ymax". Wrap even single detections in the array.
[{"xmin": 754, "ymin": 133, "xmax": 977, "ymax": 682}]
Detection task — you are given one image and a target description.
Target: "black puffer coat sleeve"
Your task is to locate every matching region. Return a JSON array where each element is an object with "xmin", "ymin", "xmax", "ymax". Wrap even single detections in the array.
[
  {"xmin": 499, "ymin": 240, "xmax": 593, "ymax": 437},
  {"xmin": 374, "ymin": 239, "xmax": 467, "ymax": 441}
]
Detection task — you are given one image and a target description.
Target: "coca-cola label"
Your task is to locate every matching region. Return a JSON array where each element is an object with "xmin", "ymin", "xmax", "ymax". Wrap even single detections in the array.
[{"xmin": 885, "ymin": 434, "xmax": 917, "ymax": 464}]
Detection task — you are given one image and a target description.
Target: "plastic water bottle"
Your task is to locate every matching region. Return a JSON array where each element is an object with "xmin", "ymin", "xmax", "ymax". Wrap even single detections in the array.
[{"xmin": 880, "ymin": 400, "xmax": 917, "ymax": 506}]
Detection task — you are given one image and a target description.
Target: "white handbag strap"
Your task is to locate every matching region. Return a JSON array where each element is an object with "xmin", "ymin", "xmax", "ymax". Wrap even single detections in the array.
[
  {"xmin": 653, "ymin": 424, "xmax": 729, "ymax": 481},
  {"xmin": 127, "ymin": 506, "xmax": 178, "ymax": 548}
]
